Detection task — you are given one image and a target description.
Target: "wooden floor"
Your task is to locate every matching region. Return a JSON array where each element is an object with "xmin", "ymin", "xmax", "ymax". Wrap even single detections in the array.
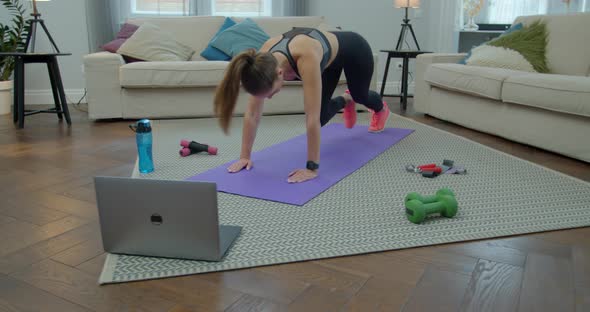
[{"xmin": 1, "ymin": 99, "xmax": 589, "ymax": 312}]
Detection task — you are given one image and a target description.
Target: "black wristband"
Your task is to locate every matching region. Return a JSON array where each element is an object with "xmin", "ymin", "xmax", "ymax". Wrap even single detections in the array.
[{"xmin": 306, "ymin": 161, "xmax": 319, "ymax": 171}]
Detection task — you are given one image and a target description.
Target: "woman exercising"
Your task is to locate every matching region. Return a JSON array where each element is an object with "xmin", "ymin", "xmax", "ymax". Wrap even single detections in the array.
[{"xmin": 214, "ymin": 27, "xmax": 391, "ymax": 183}]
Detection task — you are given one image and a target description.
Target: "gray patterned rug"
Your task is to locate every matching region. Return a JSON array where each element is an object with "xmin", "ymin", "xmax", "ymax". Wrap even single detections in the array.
[{"xmin": 99, "ymin": 113, "xmax": 590, "ymax": 284}]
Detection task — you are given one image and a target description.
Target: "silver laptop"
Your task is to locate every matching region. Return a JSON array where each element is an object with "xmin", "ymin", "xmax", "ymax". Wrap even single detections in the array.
[{"xmin": 94, "ymin": 176, "xmax": 241, "ymax": 261}]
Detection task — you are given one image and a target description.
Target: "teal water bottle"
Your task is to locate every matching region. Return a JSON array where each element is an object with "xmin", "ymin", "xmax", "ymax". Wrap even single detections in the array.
[{"xmin": 130, "ymin": 119, "xmax": 154, "ymax": 173}]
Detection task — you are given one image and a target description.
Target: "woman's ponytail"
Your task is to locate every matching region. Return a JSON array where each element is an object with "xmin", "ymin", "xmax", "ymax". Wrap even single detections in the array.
[
  {"xmin": 213, "ymin": 49, "xmax": 278, "ymax": 134},
  {"xmin": 214, "ymin": 49, "xmax": 256, "ymax": 134}
]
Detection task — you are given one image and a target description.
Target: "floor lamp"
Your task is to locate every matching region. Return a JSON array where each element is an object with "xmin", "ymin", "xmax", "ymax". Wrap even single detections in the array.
[
  {"xmin": 394, "ymin": 0, "xmax": 421, "ymax": 51},
  {"xmin": 25, "ymin": 0, "xmax": 60, "ymax": 53}
]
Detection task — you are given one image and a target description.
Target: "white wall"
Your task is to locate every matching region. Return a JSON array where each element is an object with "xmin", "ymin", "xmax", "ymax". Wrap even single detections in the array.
[
  {"xmin": 0, "ymin": 0, "xmax": 89, "ymax": 105},
  {"xmin": 308, "ymin": 0, "xmax": 429, "ymax": 95}
]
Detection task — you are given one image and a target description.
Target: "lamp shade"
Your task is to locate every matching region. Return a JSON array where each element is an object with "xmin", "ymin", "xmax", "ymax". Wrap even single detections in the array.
[{"xmin": 394, "ymin": 0, "xmax": 420, "ymax": 8}]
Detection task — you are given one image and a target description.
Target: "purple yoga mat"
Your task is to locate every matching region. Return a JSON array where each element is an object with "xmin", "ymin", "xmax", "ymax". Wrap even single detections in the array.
[{"xmin": 186, "ymin": 124, "xmax": 414, "ymax": 206}]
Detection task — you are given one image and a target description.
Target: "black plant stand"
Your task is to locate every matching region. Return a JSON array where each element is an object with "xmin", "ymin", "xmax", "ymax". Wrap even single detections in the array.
[{"xmin": 0, "ymin": 52, "xmax": 72, "ymax": 129}]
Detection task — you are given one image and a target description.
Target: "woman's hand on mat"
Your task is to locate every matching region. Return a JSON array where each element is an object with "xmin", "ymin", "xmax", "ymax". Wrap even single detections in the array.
[
  {"xmin": 287, "ymin": 169, "xmax": 318, "ymax": 183},
  {"xmin": 228, "ymin": 158, "xmax": 253, "ymax": 173}
]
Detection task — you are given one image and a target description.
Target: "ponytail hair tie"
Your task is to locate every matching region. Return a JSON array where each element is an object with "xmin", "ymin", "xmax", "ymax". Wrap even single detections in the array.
[{"xmin": 246, "ymin": 55, "xmax": 254, "ymax": 66}]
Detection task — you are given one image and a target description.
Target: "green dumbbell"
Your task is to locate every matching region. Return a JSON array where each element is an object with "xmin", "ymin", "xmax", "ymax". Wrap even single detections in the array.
[
  {"xmin": 405, "ymin": 195, "xmax": 458, "ymax": 224},
  {"xmin": 405, "ymin": 188, "xmax": 455, "ymax": 204}
]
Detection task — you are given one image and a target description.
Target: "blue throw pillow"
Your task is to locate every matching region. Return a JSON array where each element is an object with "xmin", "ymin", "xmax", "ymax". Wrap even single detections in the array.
[
  {"xmin": 200, "ymin": 17, "xmax": 237, "ymax": 61},
  {"xmin": 501, "ymin": 22, "xmax": 524, "ymax": 36},
  {"xmin": 210, "ymin": 18, "xmax": 270, "ymax": 58},
  {"xmin": 458, "ymin": 23, "xmax": 523, "ymax": 64}
]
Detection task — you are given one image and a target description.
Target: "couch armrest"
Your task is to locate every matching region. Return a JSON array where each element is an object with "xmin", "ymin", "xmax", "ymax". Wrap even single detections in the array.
[
  {"xmin": 415, "ymin": 53, "xmax": 467, "ymax": 113},
  {"xmin": 83, "ymin": 52, "xmax": 125, "ymax": 119}
]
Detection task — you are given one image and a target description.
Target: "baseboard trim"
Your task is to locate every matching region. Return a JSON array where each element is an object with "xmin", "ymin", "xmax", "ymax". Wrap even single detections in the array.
[{"xmin": 23, "ymin": 89, "xmax": 87, "ymax": 106}]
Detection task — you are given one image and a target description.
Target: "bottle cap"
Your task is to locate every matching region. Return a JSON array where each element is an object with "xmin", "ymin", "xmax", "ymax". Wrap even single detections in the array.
[{"xmin": 135, "ymin": 119, "xmax": 152, "ymax": 133}]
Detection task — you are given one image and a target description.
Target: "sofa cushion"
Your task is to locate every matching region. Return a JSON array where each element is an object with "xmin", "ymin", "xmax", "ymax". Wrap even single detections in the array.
[
  {"xmin": 459, "ymin": 23, "xmax": 523, "ymax": 65},
  {"xmin": 424, "ymin": 63, "xmax": 527, "ymax": 100},
  {"xmin": 100, "ymin": 23, "xmax": 143, "ymax": 63},
  {"xmin": 124, "ymin": 16, "xmax": 326, "ymax": 61},
  {"xmin": 514, "ymin": 13, "xmax": 590, "ymax": 76},
  {"xmin": 466, "ymin": 21, "xmax": 549, "ymax": 73},
  {"xmin": 126, "ymin": 16, "xmax": 226, "ymax": 61},
  {"xmin": 210, "ymin": 18, "xmax": 270, "ymax": 58},
  {"xmin": 120, "ymin": 61, "xmax": 229, "ymax": 88},
  {"xmin": 119, "ymin": 61, "xmax": 338, "ymax": 89},
  {"xmin": 502, "ymin": 73, "xmax": 590, "ymax": 117},
  {"xmin": 200, "ymin": 17, "xmax": 236, "ymax": 61},
  {"xmin": 117, "ymin": 23, "xmax": 195, "ymax": 62},
  {"xmin": 101, "ymin": 23, "xmax": 139, "ymax": 52},
  {"xmin": 465, "ymin": 45, "xmax": 536, "ymax": 73}
]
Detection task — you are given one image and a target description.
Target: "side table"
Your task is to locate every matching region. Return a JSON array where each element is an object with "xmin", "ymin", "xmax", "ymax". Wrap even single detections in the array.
[
  {"xmin": 379, "ymin": 50, "xmax": 432, "ymax": 111},
  {"xmin": 0, "ymin": 52, "xmax": 72, "ymax": 129}
]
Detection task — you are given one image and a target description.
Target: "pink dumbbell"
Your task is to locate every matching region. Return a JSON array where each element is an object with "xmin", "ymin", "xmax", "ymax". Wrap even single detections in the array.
[{"xmin": 179, "ymin": 140, "xmax": 218, "ymax": 157}]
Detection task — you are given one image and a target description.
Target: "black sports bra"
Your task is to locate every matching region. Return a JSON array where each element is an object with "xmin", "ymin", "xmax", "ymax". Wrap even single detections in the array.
[{"xmin": 269, "ymin": 27, "xmax": 332, "ymax": 78}]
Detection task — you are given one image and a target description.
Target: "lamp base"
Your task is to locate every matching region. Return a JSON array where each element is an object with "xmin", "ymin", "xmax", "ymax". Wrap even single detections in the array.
[
  {"xmin": 395, "ymin": 22, "xmax": 420, "ymax": 51},
  {"xmin": 395, "ymin": 7, "xmax": 420, "ymax": 51},
  {"xmin": 25, "ymin": 14, "xmax": 61, "ymax": 53}
]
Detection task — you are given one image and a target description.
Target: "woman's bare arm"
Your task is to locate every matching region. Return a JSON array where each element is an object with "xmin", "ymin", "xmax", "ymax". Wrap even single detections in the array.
[
  {"xmin": 297, "ymin": 51, "xmax": 323, "ymax": 165},
  {"xmin": 240, "ymin": 95, "xmax": 264, "ymax": 159}
]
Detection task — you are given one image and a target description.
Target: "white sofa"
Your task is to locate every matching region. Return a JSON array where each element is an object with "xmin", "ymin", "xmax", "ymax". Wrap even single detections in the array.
[
  {"xmin": 84, "ymin": 16, "xmax": 378, "ymax": 120},
  {"xmin": 415, "ymin": 13, "xmax": 590, "ymax": 163}
]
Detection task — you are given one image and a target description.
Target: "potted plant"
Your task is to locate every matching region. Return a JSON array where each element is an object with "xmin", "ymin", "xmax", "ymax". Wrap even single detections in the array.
[{"xmin": 0, "ymin": 0, "xmax": 29, "ymax": 115}]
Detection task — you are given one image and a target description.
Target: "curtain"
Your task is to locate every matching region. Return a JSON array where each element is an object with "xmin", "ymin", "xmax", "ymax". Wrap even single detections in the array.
[
  {"xmin": 424, "ymin": 0, "xmax": 463, "ymax": 53},
  {"xmin": 275, "ymin": 0, "xmax": 307, "ymax": 16},
  {"xmin": 86, "ymin": 0, "xmax": 112, "ymax": 52}
]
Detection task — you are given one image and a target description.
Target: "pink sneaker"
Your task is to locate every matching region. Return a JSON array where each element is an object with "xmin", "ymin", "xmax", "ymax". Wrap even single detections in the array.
[
  {"xmin": 342, "ymin": 90, "xmax": 356, "ymax": 128},
  {"xmin": 368, "ymin": 101, "xmax": 391, "ymax": 133}
]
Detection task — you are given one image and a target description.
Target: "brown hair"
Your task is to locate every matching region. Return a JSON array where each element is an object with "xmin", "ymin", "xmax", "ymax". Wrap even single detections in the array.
[{"xmin": 214, "ymin": 49, "xmax": 278, "ymax": 134}]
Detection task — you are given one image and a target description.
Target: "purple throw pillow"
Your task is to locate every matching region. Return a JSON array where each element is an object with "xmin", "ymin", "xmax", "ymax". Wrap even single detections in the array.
[
  {"xmin": 100, "ymin": 23, "xmax": 144, "ymax": 63},
  {"xmin": 117, "ymin": 23, "xmax": 140, "ymax": 39},
  {"xmin": 101, "ymin": 38, "xmax": 126, "ymax": 53}
]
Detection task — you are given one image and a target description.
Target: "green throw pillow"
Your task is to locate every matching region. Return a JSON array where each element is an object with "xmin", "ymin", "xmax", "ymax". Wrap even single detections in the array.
[
  {"xmin": 458, "ymin": 23, "xmax": 523, "ymax": 65},
  {"xmin": 487, "ymin": 21, "xmax": 549, "ymax": 73},
  {"xmin": 465, "ymin": 21, "xmax": 549, "ymax": 73}
]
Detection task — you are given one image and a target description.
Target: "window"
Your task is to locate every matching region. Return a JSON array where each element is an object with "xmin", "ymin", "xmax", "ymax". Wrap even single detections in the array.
[
  {"xmin": 212, "ymin": 0, "xmax": 272, "ymax": 17},
  {"xmin": 131, "ymin": 0, "xmax": 190, "ymax": 15},
  {"xmin": 131, "ymin": 0, "xmax": 273, "ymax": 16},
  {"xmin": 473, "ymin": 0, "xmax": 587, "ymax": 24}
]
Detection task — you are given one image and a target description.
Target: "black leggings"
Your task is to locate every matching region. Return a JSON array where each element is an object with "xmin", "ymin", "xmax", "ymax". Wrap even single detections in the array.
[{"xmin": 320, "ymin": 31, "xmax": 384, "ymax": 126}]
